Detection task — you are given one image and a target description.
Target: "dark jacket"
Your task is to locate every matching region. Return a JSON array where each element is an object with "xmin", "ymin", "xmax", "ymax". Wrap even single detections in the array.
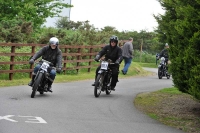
[
  {"xmin": 98, "ymin": 45, "xmax": 123, "ymax": 63},
  {"xmin": 159, "ymin": 48, "xmax": 169, "ymax": 59},
  {"xmin": 32, "ymin": 45, "xmax": 62, "ymax": 68}
]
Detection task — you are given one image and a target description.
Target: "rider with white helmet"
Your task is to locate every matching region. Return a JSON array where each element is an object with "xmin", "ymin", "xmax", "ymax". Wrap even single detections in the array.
[{"xmin": 28, "ymin": 37, "xmax": 62, "ymax": 92}]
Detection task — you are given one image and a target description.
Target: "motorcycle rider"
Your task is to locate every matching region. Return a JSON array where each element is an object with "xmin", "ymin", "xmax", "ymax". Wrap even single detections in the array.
[
  {"xmin": 158, "ymin": 43, "xmax": 170, "ymax": 75},
  {"xmin": 158, "ymin": 43, "xmax": 169, "ymax": 65},
  {"xmin": 92, "ymin": 35, "xmax": 123, "ymax": 91},
  {"xmin": 28, "ymin": 37, "xmax": 62, "ymax": 92}
]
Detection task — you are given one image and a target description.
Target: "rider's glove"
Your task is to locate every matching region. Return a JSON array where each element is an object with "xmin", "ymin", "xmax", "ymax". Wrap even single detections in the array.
[
  {"xmin": 29, "ymin": 59, "xmax": 34, "ymax": 64},
  {"xmin": 56, "ymin": 68, "xmax": 62, "ymax": 73},
  {"xmin": 94, "ymin": 55, "xmax": 100, "ymax": 62},
  {"xmin": 115, "ymin": 60, "xmax": 120, "ymax": 65}
]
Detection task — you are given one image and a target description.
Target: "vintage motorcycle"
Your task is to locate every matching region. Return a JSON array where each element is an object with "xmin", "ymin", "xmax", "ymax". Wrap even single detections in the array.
[
  {"xmin": 94, "ymin": 59, "xmax": 115, "ymax": 98},
  {"xmin": 158, "ymin": 57, "xmax": 170, "ymax": 79},
  {"xmin": 31, "ymin": 59, "xmax": 55, "ymax": 98}
]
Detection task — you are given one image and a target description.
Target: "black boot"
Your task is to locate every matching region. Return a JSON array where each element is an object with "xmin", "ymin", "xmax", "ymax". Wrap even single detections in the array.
[
  {"xmin": 28, "ymin": 75, "xmax": 36, "ymax": 87},
  {"xmin": 92, "ymin": 74, "xmax": 97, "ymax": 86},
  {"xmin": 47, "ymin": 80, "xmax": 53, "ymax": 93},
  {"xmin": 111, "ymin": 86, "xmax": 116, "ymax": 91},
  {"xmin": 92, "ymin": 82, "xmax": 95, "ymax": 86}
]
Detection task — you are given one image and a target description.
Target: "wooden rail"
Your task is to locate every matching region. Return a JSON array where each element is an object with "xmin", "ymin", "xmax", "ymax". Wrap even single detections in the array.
[{"xmin": 0, "ymin": 43, "xmax": 106, "ymax": 80}]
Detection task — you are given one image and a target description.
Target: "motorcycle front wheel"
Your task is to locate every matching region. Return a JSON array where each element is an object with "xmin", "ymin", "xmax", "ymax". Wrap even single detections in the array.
[
  {"xmin": 31, "ymin": 73, "xmax": 43, "ymax": 98},
  {"xmin": 94, "ymin": 74, "xmax": 103, "ymax": 98}
]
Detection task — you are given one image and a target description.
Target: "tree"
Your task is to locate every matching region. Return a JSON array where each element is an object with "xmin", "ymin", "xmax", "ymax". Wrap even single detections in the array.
[
  {"xmin": 155, "ymin": 0, "xmax": 200, "ymax": 99},
  {"xmin": 0, "ymin": 0, "xmax": 72, "ymax": 29}
]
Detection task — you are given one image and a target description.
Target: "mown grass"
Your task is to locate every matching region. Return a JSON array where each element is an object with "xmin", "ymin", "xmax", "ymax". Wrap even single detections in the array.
[{"xmin": 137, "ymin": 62, "xmax": 158, "ymax": 68}]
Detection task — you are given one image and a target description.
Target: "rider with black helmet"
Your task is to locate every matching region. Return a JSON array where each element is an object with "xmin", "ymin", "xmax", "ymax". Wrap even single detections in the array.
[
  {"xmin": 28, "ymin": 37, "xmax": 62, "ymax": 92},
  {"xmin": 159, "ymin": 43, "xmax": 169, "ymax": 65},
  {"xmin": 92, "ymin": 35, "xmax": 123, "ymax": 91}
]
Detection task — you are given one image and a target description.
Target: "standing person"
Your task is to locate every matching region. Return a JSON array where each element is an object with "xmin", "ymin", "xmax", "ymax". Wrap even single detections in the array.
[
  {"xmin": 92, "ymin": 35, "xmax": 123, "ymax": 91},
  {"xmin": 121, "ymin": 37, "xmax": 133, "ymax": 75},
  {"xmin": 28, "ymin": 37, "xmax": 62, "ymax": 92}
]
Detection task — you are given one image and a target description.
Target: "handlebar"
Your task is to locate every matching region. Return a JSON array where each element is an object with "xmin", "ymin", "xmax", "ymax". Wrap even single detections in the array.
[{"xmin": 98, "ymin": 59, "xmax": 116, "ymax": 64}]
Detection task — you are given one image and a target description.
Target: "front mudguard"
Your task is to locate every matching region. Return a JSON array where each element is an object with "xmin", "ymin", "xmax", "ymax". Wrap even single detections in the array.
[{"xmin": 98, "ymin": 69, "xmax": 106, "ymax": 74}]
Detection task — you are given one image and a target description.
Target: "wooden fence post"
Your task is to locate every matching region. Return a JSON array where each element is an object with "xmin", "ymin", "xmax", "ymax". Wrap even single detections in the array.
[
  {"xmin": 63, "ymin": 47, "xmax": 68, "ymax": 74},
  {"xmin": 9, "ymin": 46, "xmax": 16, "ymax": 80},
  {"xmin": 88, "ymin": 48, "xmax": 93, "ymax": 72},
  {"xmin": 76, "ymin": 48, "xmax": 81, "ymax": 73},
  {"xmin": 29, "ymin": 46, "xmax": 36, "ymax": 78}
]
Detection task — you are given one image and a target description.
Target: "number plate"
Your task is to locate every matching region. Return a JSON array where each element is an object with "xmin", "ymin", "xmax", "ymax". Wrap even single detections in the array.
[
  {"xmin": 41, "ymin": 62, "xmax": 49, "ymax": 72},
  {"xmin": 100, "ymin": 61, "xmax": 108, "ymax": 70}
]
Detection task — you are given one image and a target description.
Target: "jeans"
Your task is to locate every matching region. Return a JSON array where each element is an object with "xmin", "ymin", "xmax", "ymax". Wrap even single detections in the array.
[
  {"xmin": 34, "ymin": 64, "xmax": 56, "ymax": 80},
  {"xmin": 122, "ymin": 57, "xmax": 132, "ymax": 73}
]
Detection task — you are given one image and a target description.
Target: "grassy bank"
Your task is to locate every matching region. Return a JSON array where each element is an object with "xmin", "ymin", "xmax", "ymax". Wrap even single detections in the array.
[{"xmin": 134, "ymin": 88, "xmax": 200, "ymax": 133}]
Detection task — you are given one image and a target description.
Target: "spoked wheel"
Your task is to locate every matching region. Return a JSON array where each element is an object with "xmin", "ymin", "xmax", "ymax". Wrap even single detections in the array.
[
  {"xmin": 106, "ymin": 77, "xmax": 112, "ymax": 95},
  {"xmin": 31, "ymin": 73, "xmax": 43, "ymax": 98},
  {"xmin": 94, "ymin": 74, "xmax": 103, "ymax": 98},
  {"xmin": 158, "ymin": 68, "xmax": 162, "ymax": 79}
]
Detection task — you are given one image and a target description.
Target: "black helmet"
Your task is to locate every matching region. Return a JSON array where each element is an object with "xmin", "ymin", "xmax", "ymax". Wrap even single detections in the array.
[{"xmin": 109, "ymin": 35, "xmax": 118, "ymax": 45}]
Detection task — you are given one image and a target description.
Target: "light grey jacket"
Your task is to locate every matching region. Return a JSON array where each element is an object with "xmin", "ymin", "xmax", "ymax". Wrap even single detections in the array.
[{"xmin": 122, "ymin": 41, "xmax": 133, "ymax": 58}]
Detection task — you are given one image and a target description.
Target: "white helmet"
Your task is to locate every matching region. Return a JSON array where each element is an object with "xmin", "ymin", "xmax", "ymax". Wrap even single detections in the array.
[{"xmin": 49, "ymin": 37, "xmax": 59, "ymax": 46}]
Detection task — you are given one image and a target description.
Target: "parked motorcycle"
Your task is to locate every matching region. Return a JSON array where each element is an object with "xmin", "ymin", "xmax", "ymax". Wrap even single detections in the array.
[
  {"xmin": 94, "ymin": 59, "xmax": 115, "ymax": 98},
  {"xmin": 31, "ymin": 59, "xmax": 55, "ymax": 98},
  {"xmin": 158, "ymin": 57, "xmax": 170, "ymax": 79}
]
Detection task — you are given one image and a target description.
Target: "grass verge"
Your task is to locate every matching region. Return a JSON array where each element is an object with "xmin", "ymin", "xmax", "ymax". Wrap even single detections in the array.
[{"xmin": 134, "ymin": 87, "xmax": 200, "ymax": 133}]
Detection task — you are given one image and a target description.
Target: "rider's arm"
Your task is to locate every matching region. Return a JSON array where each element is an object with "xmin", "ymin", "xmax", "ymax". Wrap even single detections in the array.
[
  {"xmin": 116, "ymin": 47, "xmax": 123, "ymax": 63},
  {"xmin": 98, "ymin": 45, "xmax": 108, "ymax": 58},
  {"xmin": 31, "ymin": 46, "xmax": 47, "ymax": 60},
  {"xmin": 159, "ymin": 49, "xmax": 164, "ymax": 59}
]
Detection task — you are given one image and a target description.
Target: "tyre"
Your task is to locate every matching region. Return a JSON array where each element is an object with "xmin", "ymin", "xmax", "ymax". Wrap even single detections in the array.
[
  {"xmin": 158, "ymin": 68, "xmax": 162, "ymax": 79},
  {"xmin": 94, "ymin": 74, "xmax": 103, "ymax": 97},
  {"xmin": 106, "ymin": 76, "xmax": 112, "ymax": 95},
  {"xmin": 167, "ymin": 74, "xmax": 170, "ymax": 79},
  {"xmin": 31, "ymin": 73, "xmax": 43, "ymax": 98}
]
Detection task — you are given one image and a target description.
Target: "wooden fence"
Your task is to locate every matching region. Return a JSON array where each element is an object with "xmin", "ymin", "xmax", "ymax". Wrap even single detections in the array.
[{"xmin": 0, "ymin": 43, "xmax": 106, "ymax": 80}]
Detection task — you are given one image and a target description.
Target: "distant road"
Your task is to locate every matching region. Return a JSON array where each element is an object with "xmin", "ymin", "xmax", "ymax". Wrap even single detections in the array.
[{"xmin": 0, "ymin": 68, "xmax": 183, "ymax": 133}]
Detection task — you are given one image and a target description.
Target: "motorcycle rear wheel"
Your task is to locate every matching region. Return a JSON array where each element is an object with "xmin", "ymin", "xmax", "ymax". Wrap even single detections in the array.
[
  {"xmin": 158, "ymin": 68, "xmax": 162, "ymax": 79},
  {"xmin": 167, "ymin": 74, "xmax": 170, "ymax": 79},
  {"xmin": 31, "ymin": 73, "xmax": 43, "ymax": 98},
  {"xmin": 106, "ymin": 76, "xmax": 112, "ymax": 95},
  {"xmin": 94, "ymin": 74, "xmax": 103, "ymax": 97}
]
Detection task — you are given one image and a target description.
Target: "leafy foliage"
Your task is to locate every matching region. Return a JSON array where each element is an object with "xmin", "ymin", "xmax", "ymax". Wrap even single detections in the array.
[
  {"xmin": 155, "ymin": 0, "xmax": 200, "ymax": 99},
  {"xmin": 0, "ymin": 0, "xmax": 72, "ymax": 29}
]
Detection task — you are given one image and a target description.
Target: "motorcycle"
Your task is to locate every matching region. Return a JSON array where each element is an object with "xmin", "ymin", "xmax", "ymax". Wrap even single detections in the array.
[
  {"xmin": 157, "ymin": 57, "xmax": 170, "ymax": 79},
  {"xmin": 94, "ymin": 59, "xmax": 115, "ymax": 98},
  {"xmin": 31, "ymin": 59, "xmax": 55, "ymax": 98}
]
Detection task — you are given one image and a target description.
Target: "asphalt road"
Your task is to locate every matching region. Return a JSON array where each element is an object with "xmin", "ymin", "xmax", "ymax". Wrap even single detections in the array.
[{"xmin": 0, "ymin": 68, "xmax": 183, "ymax": 133}]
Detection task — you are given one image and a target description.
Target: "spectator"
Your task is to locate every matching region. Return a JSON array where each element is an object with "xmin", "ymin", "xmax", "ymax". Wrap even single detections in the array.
[{"xmin": 121, "ymin": 37, "xmax": 133, "ymax": 75}]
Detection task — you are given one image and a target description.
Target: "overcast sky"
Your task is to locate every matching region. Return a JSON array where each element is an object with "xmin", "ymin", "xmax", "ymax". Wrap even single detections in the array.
[{"xmin": 45, "ymin": 0, "xmax": 165, "ymax": 32}]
